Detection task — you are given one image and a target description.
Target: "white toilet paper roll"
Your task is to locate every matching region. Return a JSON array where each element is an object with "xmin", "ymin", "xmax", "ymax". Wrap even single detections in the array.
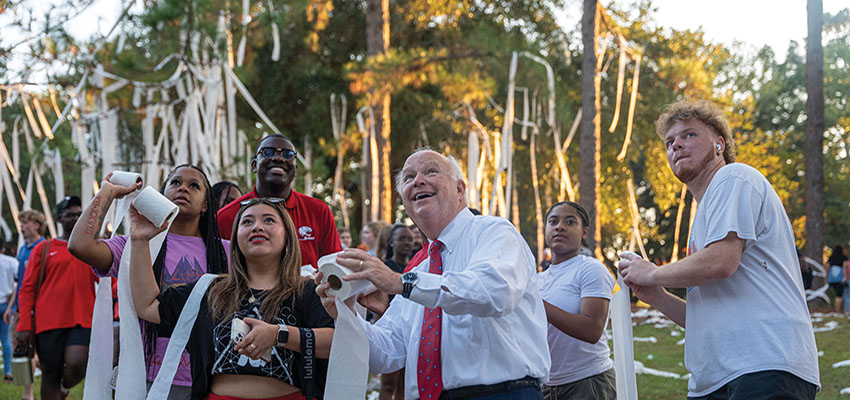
[
  {"xmin": 133, "ymin": 187, "xmax": 178, "ymax": 226},
  {"xmin": 318, "ymin": 252, "xmax": 376, "ymax": 301},
  {"xmin": 101, "ymin": 171, "xmax": 143, "ymax": 237}
]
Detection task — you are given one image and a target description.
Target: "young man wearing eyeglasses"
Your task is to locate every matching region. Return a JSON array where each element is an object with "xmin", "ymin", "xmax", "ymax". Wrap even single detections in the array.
[
  {"xmin": 217, "ymin": 134, "xmax": 342, "ymax": 268},
  {"xmin": 16, "ymin": 195, "xmax": 99, "ymax": 400}
]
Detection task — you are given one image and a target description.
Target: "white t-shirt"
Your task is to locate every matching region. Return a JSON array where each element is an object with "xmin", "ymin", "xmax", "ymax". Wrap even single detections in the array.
[
  {"xmin": 538, "ymin": 255, "xmax": 614, "ymax": 385},
  {"xmin": 685, "ymin": 163, "xmax": 820, "ymax": 396},
  {"xmin": 0, "ymin": 254, "xmax": 17, "ymax": 300}
]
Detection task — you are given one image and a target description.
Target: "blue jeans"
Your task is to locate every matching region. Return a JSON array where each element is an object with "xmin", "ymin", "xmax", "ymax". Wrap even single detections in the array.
[
  {"xmin": 0, "ymin": 303, "xmax": 10, "ymax": 376},
  {"xmin": 441, "ymin": 385, "xmax": 543, "ymax": 400}
]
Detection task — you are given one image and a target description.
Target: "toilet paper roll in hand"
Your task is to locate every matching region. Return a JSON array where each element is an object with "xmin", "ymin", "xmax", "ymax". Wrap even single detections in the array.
[
  {"xmin": 109, "ymin": 171, "xmax": 143, "ymax": 187},
  {"xmin": 102, "ymin": 171, "xmax": 144, "ymax": 237},
  {"xmin": 318, "ymin": 252, "xmax": 377, "ymax": 301},
  {"xmin": 133, "ymin": 187, "xmax": 178, "ymax": 226}
]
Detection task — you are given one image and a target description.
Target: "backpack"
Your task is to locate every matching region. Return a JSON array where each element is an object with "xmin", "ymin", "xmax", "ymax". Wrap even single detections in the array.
[{"xmin": 827, "ymin": 264, "xmax": 844, "ymax": 284}]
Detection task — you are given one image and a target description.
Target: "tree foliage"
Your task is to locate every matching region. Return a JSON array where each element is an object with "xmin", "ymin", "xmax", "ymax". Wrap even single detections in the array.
[{"xmin": 1, "ymin": 0, "xmax": 847, "ymax": 262}]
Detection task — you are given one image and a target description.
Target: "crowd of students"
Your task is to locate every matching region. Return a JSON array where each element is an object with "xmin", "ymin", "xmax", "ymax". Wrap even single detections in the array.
[{"xmin": 0, "ymin": 99, "xmax": 826, "ymax": 400}]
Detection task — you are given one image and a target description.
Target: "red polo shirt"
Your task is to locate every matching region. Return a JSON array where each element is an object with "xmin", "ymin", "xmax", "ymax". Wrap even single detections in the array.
[{"xmin": 217, "ymin": 188, "xmax": 342, "ymax": 267}]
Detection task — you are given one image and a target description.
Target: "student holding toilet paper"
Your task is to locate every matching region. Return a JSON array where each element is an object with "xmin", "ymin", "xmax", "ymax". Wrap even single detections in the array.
[
  {"xmin": 216, "ymin": 134, "xmax": 341, "ymax": 268},
  {"xmin": 537, "ymin": 201, "xmax": 615, "ymax": 400},
  {"xmin": 317, "ymin": 149, "xmax": 549, "ymax": 400},
  {"xmin": 617, "ymin": 100, "xmax": 819, "ymax": 399},
  {"xmin": 69, "ymin": 165, "xmax": 230, "ymax": 400},
  {"xmin": 130, "ymin": 198, "xmax": 334, "ymax": 400}
]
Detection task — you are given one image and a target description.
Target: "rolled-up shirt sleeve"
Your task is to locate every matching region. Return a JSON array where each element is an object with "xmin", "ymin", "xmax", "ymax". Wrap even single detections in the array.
[{"xmin": 409, "ymin": 219, "xmax": 531, "ymax": 318}]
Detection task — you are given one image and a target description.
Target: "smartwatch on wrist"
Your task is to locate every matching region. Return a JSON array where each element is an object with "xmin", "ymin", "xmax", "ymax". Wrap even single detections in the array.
[
  {"xmin": 401, "ymin": 271, "xmax": 419, "ymax": 299},
  {"xmin": 277, "ymin": 324, "xmax": 289, "ymax": 347}
]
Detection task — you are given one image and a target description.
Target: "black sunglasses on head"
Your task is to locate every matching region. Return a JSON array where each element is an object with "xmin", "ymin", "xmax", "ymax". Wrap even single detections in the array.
[
  {"xmin": 240, "ymin": 197, "xmax": 287, "ymax": 207},
  {"xmin": 256, "ymin": 147, "xmax": 297, "ymax": 160}
]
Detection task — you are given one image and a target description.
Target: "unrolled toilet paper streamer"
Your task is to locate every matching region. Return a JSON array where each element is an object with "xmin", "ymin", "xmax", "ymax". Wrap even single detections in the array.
[
  {"xmin": 84, "ymin": 186, "xmax": 178, "ymax": 400},
  {"xmin": 148, "ymin": 274, "xmax": 217, "ymax": 398},
  {"xmin": 100, "ymin": 171, "xmax": 143, "ymax": 237},
  {"xmin": 319, "ymin": 252, "xmax": 372, "ymax": 400},
  {"xmin": 82, "ymin": 277, "xmax": 114, "ymax": 400},
  {"xmin": 613, "ymin": 252, "xmax": 639, "ymax": 400}
]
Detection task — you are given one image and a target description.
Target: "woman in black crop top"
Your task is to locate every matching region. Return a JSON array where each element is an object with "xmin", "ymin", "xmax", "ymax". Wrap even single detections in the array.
[{"xmin": 128, "ymin": 198, "xmax": 334, "ymax": 400}]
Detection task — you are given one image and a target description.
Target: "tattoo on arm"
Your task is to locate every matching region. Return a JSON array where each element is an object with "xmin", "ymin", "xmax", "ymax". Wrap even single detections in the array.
[{"xmin": 85, "ymin": 196, "xmax": 104, "ymax": 238}]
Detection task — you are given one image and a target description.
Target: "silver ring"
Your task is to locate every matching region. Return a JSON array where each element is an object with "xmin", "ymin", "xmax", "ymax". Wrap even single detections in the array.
[
  {"xmin": 359, "ymin": 260, "xmax": 364, "ymax": 270},
  {"xmin": 249, "ymin": 343, "xmax": 256, "ymax": 350}
]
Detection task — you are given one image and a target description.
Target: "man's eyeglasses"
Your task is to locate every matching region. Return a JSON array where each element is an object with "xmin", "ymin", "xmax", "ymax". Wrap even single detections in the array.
[
  {"xmin": 256, "ymin": 147, "xmax": 297, "ymax": 160},
  {"xmin": 61, "ymin": 212, "xmax": 82, "ymax": 219}
]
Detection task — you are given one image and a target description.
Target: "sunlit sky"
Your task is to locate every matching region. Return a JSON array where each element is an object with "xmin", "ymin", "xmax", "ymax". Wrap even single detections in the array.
[
  {"xmin": 556, "ymin": 0, "xmax": 847, "ymax": 60},
  {"xmin": 54, "ymin": 0, "xmax": 850, "ymax": 53}
]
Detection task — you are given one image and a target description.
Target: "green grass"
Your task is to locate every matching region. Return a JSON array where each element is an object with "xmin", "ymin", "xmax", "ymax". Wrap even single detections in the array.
[
  {"xmin": 0, "ymin": 377, "xmax": 85, "ymax": 399},
  {"xmin": 0, "ymin": 313, "xmax": 845, "ymax": 399},
  {"xmin": 625, "ymin": 311, "xmax": 850, "ymax": 399}
]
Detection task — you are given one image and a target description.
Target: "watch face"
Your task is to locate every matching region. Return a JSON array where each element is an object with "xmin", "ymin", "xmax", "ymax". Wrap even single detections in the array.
[{"xmin": 402, "ymin": 272, "xmax": 417, "ymax": 283}]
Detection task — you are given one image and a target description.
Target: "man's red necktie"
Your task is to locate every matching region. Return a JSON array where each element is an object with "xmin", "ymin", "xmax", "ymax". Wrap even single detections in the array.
[{"xmin": 416, "ymin": 240, "xmax": 444, "ymax": 399}]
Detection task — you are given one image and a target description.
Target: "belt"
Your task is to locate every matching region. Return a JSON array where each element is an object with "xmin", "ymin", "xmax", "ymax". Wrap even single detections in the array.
[{"xmin": 438, "ymin": 376, "xmax": 540, "ymax": 400}]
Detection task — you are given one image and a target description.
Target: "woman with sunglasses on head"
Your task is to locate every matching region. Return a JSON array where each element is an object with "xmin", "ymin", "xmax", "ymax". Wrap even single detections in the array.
[
  {"xmin": 129, "ymin": 198, "xmax": 334, "ymax": 400},
  {"xmin": 69, "ymin": 165, "xmax": 230, "ymax": 400},
  {"xmin": 537, "ymin": 202, "xmax": 616, "ymax": 400},
  {"xmin": 216, "ymin": 134, "xmax": 342, "ymax": 269}
]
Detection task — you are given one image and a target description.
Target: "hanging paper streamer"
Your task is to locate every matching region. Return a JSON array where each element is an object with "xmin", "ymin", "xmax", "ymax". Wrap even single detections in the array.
[
  {"xmin": 613, "ymin": 251, "xmax": 639, "ymax": 400},
  {"xmin": 148, "ymin": 274, "xmax": 217, "ymax": 399},
  {"xmin": 267, "ymin": 0, "xmax": 280, "ymax": 61},
  {"xmin": 82, "ymin": 277, "xmax": 114, "ymax": 400},
  {"xmin": 318, "ymin": 253, "xmax": 372, "ymax": 400}
]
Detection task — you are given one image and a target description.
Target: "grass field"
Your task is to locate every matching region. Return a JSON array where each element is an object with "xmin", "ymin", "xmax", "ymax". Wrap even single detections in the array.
[
  {"xmin": 626, "ymin": 310, "xmax": 849, "ymax": 399},
  {"xmin": 0, "ymin": 311, "xmax": 846, "ymax": 399}
]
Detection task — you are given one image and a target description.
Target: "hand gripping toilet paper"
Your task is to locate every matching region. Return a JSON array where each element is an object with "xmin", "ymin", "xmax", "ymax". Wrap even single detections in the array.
[
  {"xmin": 100, "ymin": 171, "xmax": 143, "ymax": 237},
  {"xmin": 319, "ymin": 252, "xmax": 375, "ymax": 400},
  {"xmin": 613, "ymin": 251, "xmax": 639, "ymax": 400},
  {"xmin": 84, "ymin": 186, "xmax": 178, "ymax": 400}
]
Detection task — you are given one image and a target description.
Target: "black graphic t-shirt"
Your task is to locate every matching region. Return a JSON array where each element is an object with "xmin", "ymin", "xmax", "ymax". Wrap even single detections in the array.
[{"xmin": 158, "ymin": 280, "xmax": 333, "ymax": 399}]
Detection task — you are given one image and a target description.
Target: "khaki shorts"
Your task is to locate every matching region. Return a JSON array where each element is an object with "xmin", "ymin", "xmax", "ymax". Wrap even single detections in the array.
[{"xmin": 543, "ymin": 368, "xmax": 616, "ymax": 400}]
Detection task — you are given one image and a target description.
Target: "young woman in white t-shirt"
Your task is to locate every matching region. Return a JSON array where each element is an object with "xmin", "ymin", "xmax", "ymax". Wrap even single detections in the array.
[{"xmin": 538, "ymin": 201, "xmax": 616, "ymax": 400}]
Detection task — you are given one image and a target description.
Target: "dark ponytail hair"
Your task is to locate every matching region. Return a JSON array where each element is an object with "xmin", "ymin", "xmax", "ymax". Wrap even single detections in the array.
[
  {"xmin": 144, "ymin": 164, "xmax": 230, "ymax": 369},
  {"xmin": 545, "ymin": 201, "xmax": 589, "ymax": 228},
  {"xmin": 211, "ymin": 181, "xmax": 240, "ymax": 213}
]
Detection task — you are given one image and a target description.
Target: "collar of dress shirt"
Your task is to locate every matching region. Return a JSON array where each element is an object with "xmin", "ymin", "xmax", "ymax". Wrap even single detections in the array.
[{"xmin": 431, "ymin": 208, "xmax": 474, "ymax": 255}]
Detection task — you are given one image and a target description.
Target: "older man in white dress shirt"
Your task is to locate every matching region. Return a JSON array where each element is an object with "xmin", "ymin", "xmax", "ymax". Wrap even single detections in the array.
[{"xmin": 317, "ymin": 149, "xmax": 549, "ymax": 400}]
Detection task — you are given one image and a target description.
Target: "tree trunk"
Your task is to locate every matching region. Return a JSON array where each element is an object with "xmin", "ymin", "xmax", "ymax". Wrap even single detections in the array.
[
  {"xmin": 805, "ymin": 0, "xmax": 825, "ymax": 264},
  {"xmin": 580, "ymin": 0, "xmax": 602, "ymax": 256},
  {"xmin": 366, "ymin": 0, "xmax": 392, "ymax": 222}
]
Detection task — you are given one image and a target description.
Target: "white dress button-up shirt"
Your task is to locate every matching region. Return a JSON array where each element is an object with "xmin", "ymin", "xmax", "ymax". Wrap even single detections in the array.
[{"xmin": 361, "ymin": 208, "xmax": 550, "ymax": 399}]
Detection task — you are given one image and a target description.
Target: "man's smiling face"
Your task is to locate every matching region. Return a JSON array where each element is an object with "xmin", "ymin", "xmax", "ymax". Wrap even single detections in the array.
[
  {"xmin": 398, "ymin": 151, "xmax": 464, "ymax": 226},
  {"xmin": 252, "ymin": 136, "xmax": 298, "ymax": 190}
]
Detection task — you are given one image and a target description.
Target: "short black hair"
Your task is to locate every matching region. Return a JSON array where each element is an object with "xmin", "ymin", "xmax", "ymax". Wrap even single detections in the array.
[{"xmin": 55, "ymin": 195, "xmax": 82, "ymax": 216}]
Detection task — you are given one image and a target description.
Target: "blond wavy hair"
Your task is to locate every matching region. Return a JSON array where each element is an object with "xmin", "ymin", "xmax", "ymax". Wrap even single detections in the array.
[{"xmin": 655, "ymin": 99, "xmax": 736, "ymax": 164}]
